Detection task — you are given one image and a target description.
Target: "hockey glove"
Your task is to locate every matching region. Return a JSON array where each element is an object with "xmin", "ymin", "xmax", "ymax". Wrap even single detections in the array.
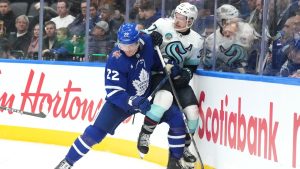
[
  {"xmin": 173, "ymin": 68, "xmax": 193, "ymax": 88},
  {"xmin": 129, "ymin": 96, "xmax": 151, "ymax": 114},
  {"xmin": 150, "ymin": 31, "xmax": 163, "ymax": 47},
  {"xmin": 165, "ymin": 60, "xmax": 181, "ymax": 79}
]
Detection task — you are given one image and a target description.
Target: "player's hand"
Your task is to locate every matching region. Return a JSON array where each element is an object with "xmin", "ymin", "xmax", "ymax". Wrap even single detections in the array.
[
  {"xmin": 173, "ymin": 68, "xmax": 192, "ymax": 88},
  {"xmin": 129, "ymin": 96, "xmax": 151, "ymax": 114},
  {"xmin": 150, "ymin": 31, "xmax": 163, "ymax": 47},
  {"xmin": 165, "ymin": 60, "xmax": 181, "ymax": 79}
]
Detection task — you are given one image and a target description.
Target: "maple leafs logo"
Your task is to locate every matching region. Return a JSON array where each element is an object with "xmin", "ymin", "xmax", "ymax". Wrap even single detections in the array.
[
  {"xmin": 132, "ymin": 68, "xmax": 149, "ymax": 96},
  {"xmin": 112, "ymin": 50, "xmax": 121, "ymax": 58}
]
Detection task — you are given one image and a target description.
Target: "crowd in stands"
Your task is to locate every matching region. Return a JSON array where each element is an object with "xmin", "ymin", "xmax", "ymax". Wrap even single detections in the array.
[
  {"xmin": 0, "ymin": 0, "xmax": 300, "ymax": 78},
  {"xmin": 0, "ymin": 0, "xmax": 121, "ymax": 61}
]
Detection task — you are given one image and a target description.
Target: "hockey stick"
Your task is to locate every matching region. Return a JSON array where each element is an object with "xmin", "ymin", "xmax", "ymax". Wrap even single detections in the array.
[
  {"xmin": 155, "ymin": 46, "xmax": 204, "ymax": 169},
  {"xmin": 147, "ymin": 75, "xmax": 168, "ymax": 101},
  {"xmin": 0, "ymin": 106, "xmax": 47, "ymax": 118}
]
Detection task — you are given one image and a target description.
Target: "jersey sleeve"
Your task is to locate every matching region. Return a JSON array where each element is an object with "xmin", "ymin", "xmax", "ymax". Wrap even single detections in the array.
[
  {"xmin": 104, "ymin": 50, "xmax": 132, "ymax": 112},
  {"xmin": 143, "ymin": 18, "xmax": 165, "ymax": 34}
]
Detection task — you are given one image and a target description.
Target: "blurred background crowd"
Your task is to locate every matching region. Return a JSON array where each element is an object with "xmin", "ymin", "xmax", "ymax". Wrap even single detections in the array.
[{"xmin": 1, "ymin": 0, "xmax": 300, "ymax": 78}]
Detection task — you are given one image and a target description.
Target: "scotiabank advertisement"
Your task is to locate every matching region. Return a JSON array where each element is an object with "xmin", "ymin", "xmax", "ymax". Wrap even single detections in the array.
[{"xmin": 192, "ymin": 74, "xmax": 300, "ymax": 169}]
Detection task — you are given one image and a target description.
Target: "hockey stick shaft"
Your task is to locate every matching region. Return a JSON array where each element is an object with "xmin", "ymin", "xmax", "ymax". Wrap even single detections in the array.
[
  {"xmin": 147, "ymin": 75, "xmax": 168, "ymax": 101},
  {"xmin": 0, "ymin": 106, "xmax": 47, "ymax": 118},
  {"xmin": 155, "ymin": 46, "xmax": 204, "ymax": 169}
]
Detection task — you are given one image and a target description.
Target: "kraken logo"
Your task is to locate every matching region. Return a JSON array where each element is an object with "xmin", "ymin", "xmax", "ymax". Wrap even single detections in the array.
[
  {"xmin": 220, "ymin": 44, "xmax": 246, "ymax": 66},
  {"xmin": 165, "ymin": 41, "xmax": 189, "ymax": 63}
]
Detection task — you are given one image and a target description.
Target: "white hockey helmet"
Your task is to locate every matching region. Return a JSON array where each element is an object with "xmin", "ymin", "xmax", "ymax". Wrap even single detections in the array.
[
  {"xmin": 175, "ymin": 2, "xmax": 198, "ymax": 22},
  {"xmin": 216, "ymin": 4, "xmax": 239, "ymax": 26}
]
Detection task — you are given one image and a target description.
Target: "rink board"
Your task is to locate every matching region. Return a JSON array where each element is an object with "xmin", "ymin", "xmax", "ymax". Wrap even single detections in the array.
[
  {"xmin": 192, "ymin": 70, "xmax": 300, "ymax": 169},
  {"xmin": 1, "ymin": 60, "xmax": 299, "ymax": 169},
  {"xmin": 0, "ymin": 60, "xmax": 170, "ymax": 167}
]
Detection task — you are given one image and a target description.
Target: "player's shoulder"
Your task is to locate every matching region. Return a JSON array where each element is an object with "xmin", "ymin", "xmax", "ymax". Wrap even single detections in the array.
[
  {"xmin": 155, "ymin": 17, "xmax": 171, "ymax": 24},
  {"xmin": 107, "ymin": 47, "xmax": 130, "ymax": 72},
  {"xmin": 190, "ymin": 29, "xmax": 203, "ymax": 40},
  {"xmin": 188, "ymin": 29, "xmax": 204, "ymax": 46},
  {"xmin": 152, "ymin": 18, "xmax": 173, "ymax": 28},
  {"xmin": 139, "ymin": 33, "xmax": 152, "ymax": 44}
]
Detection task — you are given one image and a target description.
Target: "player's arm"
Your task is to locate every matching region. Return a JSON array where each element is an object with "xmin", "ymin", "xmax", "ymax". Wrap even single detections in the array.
[
  {"xmin": 104, "ymin": 52, "xmax": 150, "ymax": 114},
  {"xmin": 143, "ymin": 18, "xmax": 164, "ymax": 34},
  {"xmin": 105, "ymin": 59, "xmax": 132, "ymax": 112},
  {"xmin": 173, "ymin": 45, "xmax": 201, "ymax": 88}
]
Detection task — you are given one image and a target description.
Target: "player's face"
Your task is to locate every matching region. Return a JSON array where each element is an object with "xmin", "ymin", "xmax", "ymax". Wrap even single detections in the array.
[
  {"xmin": 222, "ymin": 21, "xmax": 238, "ymax": 39},
  {"xmin": 119, "ymin": 42, "xmax": 139, "ymax": 57},
  {"xmin": 174, "ymin": 13, "xmax": 189, "ymax": 32}
]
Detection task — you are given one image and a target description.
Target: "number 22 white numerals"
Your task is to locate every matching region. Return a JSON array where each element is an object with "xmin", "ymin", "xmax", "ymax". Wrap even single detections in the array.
[{"xmin": 106, "ymin": 69, "xmax": 120, "ymax": 81}]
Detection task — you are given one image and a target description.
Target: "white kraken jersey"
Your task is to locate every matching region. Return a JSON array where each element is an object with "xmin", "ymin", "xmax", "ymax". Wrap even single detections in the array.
[
  {"xmin": 203, "ymin": 21, "xmax": 257, "ymax": 69},
  {"xmin": 144, "ymin": 18, "xmax": 204, "ymax": 67}
]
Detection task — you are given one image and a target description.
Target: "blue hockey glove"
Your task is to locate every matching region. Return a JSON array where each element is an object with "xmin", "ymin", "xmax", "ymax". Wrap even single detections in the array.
[
  {"xmin": 150, "ymin": 31, "xmax": 163, "ymax": 47},
  {"xmin": 165, "ymin": 60, "xmax": 182, "ymax": 78},
  {"xmin": 129, "ymin": 96, "xmax": 151, "ymax": 114}
]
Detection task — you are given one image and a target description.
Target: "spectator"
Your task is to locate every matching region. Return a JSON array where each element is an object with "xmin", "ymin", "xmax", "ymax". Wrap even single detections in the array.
[
  {"xmin": 277, "ymin": 0, "xmax": 300, "ymax": 33},
  {"xmin": 247, "ymin": 0, "xmax": 257, "ymax": 12},
  {"xmin": 100, "ymin": 6, "xmax": 117, "ymax": 40},
  {"xmin": 195, "ymin": 1, "xmax": 214, "ymax": 34},
  {"xmin": 68, "ymin": 0, "xmax": 81, "ymax": 17},
  {"xmin": 8, "ymin": 15, "xmax": 31, "ymax": 59},
  {"xmin": 68, "ymin": 1, "xmax": 101, "ymax": 36},
  {"xmin": 280, "ymin": 40, "xmax": 300, "ymax": 77},
  {"xmin": 42, "ymin": 21, "xmax": 58, "ymax": 58},
  {"xmin": 28, "ymin": 2, "xmax": 58, "ymax": 31},
  {"xmin": 0, "ymin": 21, "xmax": 13, "ymax": 59},
  {"xmin": 50, "ymin": 0, "xmax": 75, "ymax": 29},
  {"xmin": 264, "ymin": 15, "xmax": 300, "ymax": 75},
  {"xmin": 138, "ymin": 1, "xmax": 161, "ymax": 29},
  {"xmin": 111, "ymin": 9, "xmax": 124, "ymax": 34},
  {"xmin": 69, "ymin": 33, "xmax": 85, "ymax": 61},
  {"xmin": 0, "ymin": 37, "xmax": 14, "ymax": 59},
  {"xmin": 129, "ymin": 0, "xmax": 149, "ymax": 23},
  {"xmin": 67, "ymin": 1, "xmax": 87, "ymax": 36},
  {"xmin": 88, "ymin": 20, "xmax": 114, "ymax": 62},
  {"xmin": 51, "ymin": 27, "xmax": 73, "ymax": 61},
  {"xmin": 27, "ymin": 24, "xmax": 40, "ymax": 59},
  {"xmin": 0, "ymin": 0, "xmax": 16, "ymax": 37},
  {"xmin": 129, "ymin": 1, "xmax": 139, "ymax": 21},
  {"xmin": 0, "ymin": 19, "xmax": 4, "ymax": 37},
  {"xmin": 89, "ymin": 2, "xmax": 101, "ymax": 32},
  {"xmin": 202, "ymin": 15, "xmax": 214, "ymax": 37}
]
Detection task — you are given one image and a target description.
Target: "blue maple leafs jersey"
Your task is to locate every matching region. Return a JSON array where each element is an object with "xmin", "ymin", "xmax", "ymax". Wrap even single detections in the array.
[{"xmin": 104, "ymin": 34, "xmax": 159, "ymax": 112}]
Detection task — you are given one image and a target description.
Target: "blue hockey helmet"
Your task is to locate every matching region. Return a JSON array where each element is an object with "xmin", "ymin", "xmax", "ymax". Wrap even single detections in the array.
[{"xmin": 117, "ymin": 23, "xmax": 140, "ymax": 45}]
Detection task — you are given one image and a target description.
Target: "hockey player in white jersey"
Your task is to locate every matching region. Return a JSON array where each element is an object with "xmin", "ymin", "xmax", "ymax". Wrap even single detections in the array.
[
  {"xmin": 137, "ymin": 2, "xmax": 204, "ymax": 169},
  {"xmin": 202, "ymin": 4, "xmax": 258, "ymax": 73}
]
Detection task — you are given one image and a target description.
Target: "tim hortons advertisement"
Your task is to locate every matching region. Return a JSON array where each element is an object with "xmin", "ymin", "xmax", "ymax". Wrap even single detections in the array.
[{"xmin": 0, "ymin": 62, "xmax": 169, "ymax": 148}]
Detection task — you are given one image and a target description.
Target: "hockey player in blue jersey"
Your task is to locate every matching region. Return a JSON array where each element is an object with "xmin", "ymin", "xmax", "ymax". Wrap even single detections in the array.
[{"xmin": 55, "ymin": 23, "xmax": 190, "ymax": 169}]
